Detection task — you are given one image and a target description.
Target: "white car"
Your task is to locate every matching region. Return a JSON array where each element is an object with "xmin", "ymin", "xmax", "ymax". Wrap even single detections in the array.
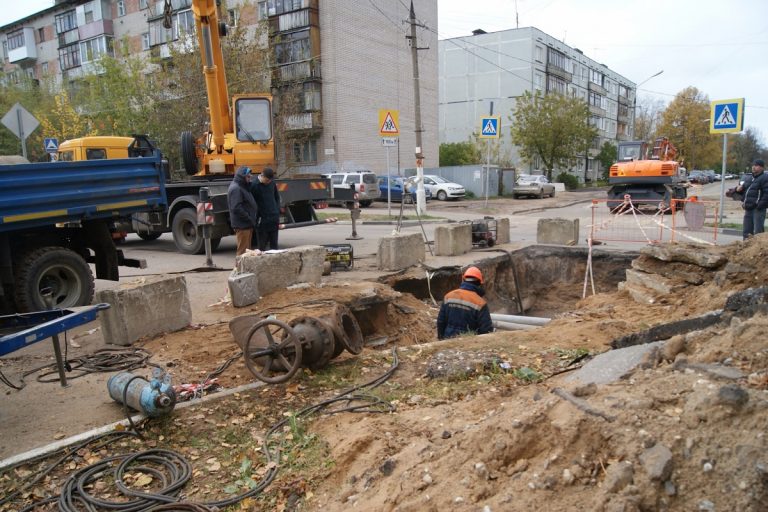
[{"xmin": 422, "ymin": 175, "xmax": 466, "ymax": 200}]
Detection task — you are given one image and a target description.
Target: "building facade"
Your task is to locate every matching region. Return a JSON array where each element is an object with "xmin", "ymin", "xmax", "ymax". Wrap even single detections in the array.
[
  {"xmin": 439, "ymin": 27, "xmax": 636, "ymax": 181},
  {"xmin": 1, "ymin": 0, "xmax": 439, "ymax": 173}
]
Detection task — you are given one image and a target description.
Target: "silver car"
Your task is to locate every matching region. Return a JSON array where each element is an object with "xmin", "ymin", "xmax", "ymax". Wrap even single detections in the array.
[{"xmin": 513, "ymin": 175, "xmax": 556, "ymax": 199}]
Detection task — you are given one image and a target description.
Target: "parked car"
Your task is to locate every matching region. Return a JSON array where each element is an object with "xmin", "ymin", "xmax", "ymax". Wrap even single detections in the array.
[
  {"xmin": 704, "ymin": 170, "xmax": 719, "ymax": 182},
  {"xmin": 376, "ymin": 176, "xmax": 432, "ymax": 203},
  {"xmin": 513, "ymin": 175, "xmax": 556, "ymax": 199},
  {"xmin": 322, "ymin": 171, "xmax": 381, "ymax": 207},
  {"xmin": 687, "ymin": 170, "xmax": 710, "ymax": 184},
  {"xmin": 739, "ymin": 173, "xmax": 751, "ymax": 187},
  {"xmin": 422, "ymin": 175, "xmax": 466, "ymax": 200}
]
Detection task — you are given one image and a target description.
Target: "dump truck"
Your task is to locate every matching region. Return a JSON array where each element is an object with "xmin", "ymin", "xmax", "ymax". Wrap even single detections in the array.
[
  {"xmin": 0, "ymin": 150, "xmax": 167, "ymax": 313},
  {"xmin": 607, "ymin": 137, "xmax": 688, "ymax": 211}
]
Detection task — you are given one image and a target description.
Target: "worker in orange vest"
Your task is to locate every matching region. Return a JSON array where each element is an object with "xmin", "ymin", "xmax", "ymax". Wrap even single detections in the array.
[{"xmin": 437, "ymin": 266, "xmax": 494, "ymax": 340}]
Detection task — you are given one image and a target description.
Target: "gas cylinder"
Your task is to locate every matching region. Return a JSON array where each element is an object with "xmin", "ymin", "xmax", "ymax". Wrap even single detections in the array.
[{"xmin": 107, "ymin": 368, "xmax": 176, "ymax": 417}]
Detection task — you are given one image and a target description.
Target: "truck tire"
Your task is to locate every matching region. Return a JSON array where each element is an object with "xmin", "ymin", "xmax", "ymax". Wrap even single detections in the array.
[
  {"xmin": 14, "ymin": 247, "xmax": 95, "ymax": 312},
  {"xmin": 181, "ymin": 131, "xmax": 198, "ymax": 176},
  {"xmin": 359, "ymin": 200, "xmax": 373, "ymax": 208},
  {"xmin": 137, "ymin": 231, "xmax": 162, "ymax": 241},
  {"xmin": 172, "ymin": 208, "xmax": 205, "ymax": 254}
]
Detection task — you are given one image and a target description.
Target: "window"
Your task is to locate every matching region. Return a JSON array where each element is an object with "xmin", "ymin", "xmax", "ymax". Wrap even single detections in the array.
[
  {"xmin": 149, "ymin": 19, "xmax": 173, "ymax": 46},
  {"xmin": 38, "ymin": 27, "xmax": 46, "ymax": 43},
  {"xmin": 547, "ymin": 74, "xmax": 567, "ymax": 94},
  {"xmin": 258, "ymin": 1, "xmax": 268, "ymax": 20},
  {"xmin": 80, "ymin": 36, "xmax": 113, "ymax": 63},
  {"xmin": 59, "ymin": 44, "xmax": 81, "ymax": 70},
  {"xmin": 175, "ymin": 9, "xmax": 195, "ymax": 38},
  {"xmin": 141, "ymin": 32, "xmax": 150, "ymax": 51},
  {"xmin": 7, "ymin": 30, "xmax": 25, "ymax": 50},
  {"xmin": 140, "ymin": 0, "xmax": 149, "ymax": 8},
  {"xmin": 292, "ymin": 139, "xmax": 317, "ymax": 164},
  {"xmin": 59, "ymin": 151, "xmax": 74, "ymax": 161},
  {"xmin": 534, "ymin": 73, "xmax": 543, "ymax": 91},
  {"xmin": 117, "ymin": 0, "xmax": 126, "ymax": 17},
  {"xmin": 235, "ymin": 98, "xmax": 272, "ymax": 141},
  {"xmin": 589, "ymin": 91, "xmax": 602, "ymax": 108},
  {"xmin": 534, "ymin": 45, "xmax": 543, "ymax": 63},
  {"xmin": 589, "ymin": 68, "xmax": 603, "ymax": 86},
  {"xmin": 618, "ymin": 84, "xmax": 629, "ymax": 98},
  {"xmin": 84, "ymin": 3, "xmax": 94, "ymax": 23},
  {"xmin": 86, "ymin": 148, "xmax": 107, "ymax": 160},
  {"xmin": 275, "ymin": 29, "xmax": 310, "ymax": 64},
  {"xmin": 547, "ymin": 48, "xmax": 569, "ymax": 70},
  {"xmin": 303, "ymin": 82, "xmax": 321, "ymax": 110},
  {"xmin": 228, "ymin": 8, "xmax": 239, "ymax": 27},
  {"xmin": 41, "ymin": 61, "xmax": 49, "ymax": 74},
  {"xmin": 55, "ymin": 10, "xmax": 77, "ymax": 34}
]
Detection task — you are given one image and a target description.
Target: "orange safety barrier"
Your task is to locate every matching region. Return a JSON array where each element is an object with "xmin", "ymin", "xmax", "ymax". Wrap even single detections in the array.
[{"xmin": 588, "ymin": 197, "xmax": 720, "ymax": 246}]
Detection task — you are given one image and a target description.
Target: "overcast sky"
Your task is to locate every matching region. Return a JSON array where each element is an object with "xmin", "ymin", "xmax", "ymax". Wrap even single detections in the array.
[{"xmin": 4, "ymin": 0, "xmax": 767, "ymax": 142}]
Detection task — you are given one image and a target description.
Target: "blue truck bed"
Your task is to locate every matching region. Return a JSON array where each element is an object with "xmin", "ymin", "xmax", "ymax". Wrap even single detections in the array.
[{"xmin": 0, "ymin": 154, "xmax": 167, "ymax": 233}]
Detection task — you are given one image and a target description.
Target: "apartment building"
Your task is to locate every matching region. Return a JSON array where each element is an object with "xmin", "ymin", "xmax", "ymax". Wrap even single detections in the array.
[
  {"xmin": 439, "ymin": 27, "xmax": 636, "ymax": 181},
  {"xmin": 1, "ymin": 0, "xmax": 439, "ymax": 173}
]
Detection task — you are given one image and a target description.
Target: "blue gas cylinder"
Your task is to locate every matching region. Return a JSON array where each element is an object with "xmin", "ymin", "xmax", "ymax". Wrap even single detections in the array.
[{"xmin": 107, "ymin": 369, "xmax": 176, "ymax": 417}]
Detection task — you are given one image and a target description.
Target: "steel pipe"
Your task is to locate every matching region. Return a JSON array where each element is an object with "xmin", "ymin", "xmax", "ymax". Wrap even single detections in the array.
[
  {"xmin": 490, "ymin": 313, "xmax": 551, "ymax": 326},
  {"xmin": 492, "ymin": 320, "xmax": 539, "ymax": 331}
]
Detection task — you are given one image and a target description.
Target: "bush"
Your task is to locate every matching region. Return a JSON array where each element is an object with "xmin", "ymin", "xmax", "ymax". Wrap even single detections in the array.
[{"xmin": 555, "ymin": 172, "xmax": 579, "ymax": 190}]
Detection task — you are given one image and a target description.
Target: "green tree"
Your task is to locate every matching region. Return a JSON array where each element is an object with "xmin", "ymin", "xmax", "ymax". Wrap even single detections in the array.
[
  {"xmin": 439, "ymin": 141, "xmax": 481, "ymax": 166},
  {"xmin": 728, "ymin": 127, "xmax": 764, "ymax": 173},
  {"xmin": 510, "ymin": 90, "xmax": 597, "ymax": 180},
  {"xmin": 656, "ymin": 87, "xmax": 719, "ymax": 170},
  {"xmin": 633, "ymin": 96, "xmax": 665, "ymax": 143},
  {"xmin": 0, "ymin": 76, "xmax": 57, "ymax": 160},
  {"xmin": 596, "ymin": 141, "xmax": 617, "ymax": 179}
]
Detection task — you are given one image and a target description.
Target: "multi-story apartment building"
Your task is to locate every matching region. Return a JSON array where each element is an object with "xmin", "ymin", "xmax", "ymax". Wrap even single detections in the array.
[
  {"xmin": 1, "ymin": 0, "xmax": 439, "ymax": 173},
  {"xmin": 439, "ymin": 27, "xmax": 636, "ymax": 181}
]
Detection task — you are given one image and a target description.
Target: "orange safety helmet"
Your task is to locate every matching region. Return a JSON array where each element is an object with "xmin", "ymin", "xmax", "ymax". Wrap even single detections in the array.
[{"xmin": 462, "ymin": 266, "xmax": 484, "ymax": 284}]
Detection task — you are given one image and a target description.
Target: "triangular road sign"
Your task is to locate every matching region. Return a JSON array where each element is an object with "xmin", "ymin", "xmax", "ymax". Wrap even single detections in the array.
[
  {"xmin": 45, "ymin": 139, "xmax": 58, "ymax": 151},
  {"xmin": 380, "ymin": 112, "xmax": 399, "ymax": 134},
  {"xmin": 714, "ymin": 105, "xmax": 735, "ymax": 127},
  {"xmin": 482, "ymin": 119, "xmax": 497, "ymax": 136}
]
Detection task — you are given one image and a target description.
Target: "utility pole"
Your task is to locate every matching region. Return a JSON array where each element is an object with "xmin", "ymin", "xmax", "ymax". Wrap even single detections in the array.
[{"xmin": 407, "ymin": 0, "xmax": 428, "ymax": 215}]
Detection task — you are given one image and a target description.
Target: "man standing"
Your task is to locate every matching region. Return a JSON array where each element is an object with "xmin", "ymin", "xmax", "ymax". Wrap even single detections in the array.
[
  {"xmin": 227, "ymin": 166, "xmax": 258, "ymax": 256},
  {"xmin": 251, "ymin": 167, "xmax": 281, "ymax": 250},
  {"xmin": 735, "ymin": 159, "xmax": 768, "ymax": 239},
  {"xmin": 437, "ymin": 266, "xmax": 494, "ymax": 340}
]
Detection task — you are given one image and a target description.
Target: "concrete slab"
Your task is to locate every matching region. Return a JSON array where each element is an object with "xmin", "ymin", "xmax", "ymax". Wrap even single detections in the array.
[
  {"xmin": 496, "ymin": 217, "xmax": 511, "ymax": 244},
  {"xmin": 96, "ymin": 275, "xmax": 191, "ymax": 346},
  {"xmin": 236, "ymin": 245, "xmax": 326, "ymax": 296},
  {"xmin": 565, "ymin": 341, "xmax": 663, "ymax": 385},
  {"xmin": 434, "ymin": 223, "xmax": 471, "ymax": 256},
  {"xmin": 536, "ymin": 218, "xmax": 579, "ymax": 245},
  {"xmin": 378, "ymin": 233, "xmax": 425, "ymax": 271},
  {"xmin": 625, "ymin": 269, "xmax": 680, "ymax": 295}
]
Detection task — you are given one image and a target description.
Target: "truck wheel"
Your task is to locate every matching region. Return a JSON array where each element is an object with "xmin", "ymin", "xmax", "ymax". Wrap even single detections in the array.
[
  {"xmin": 181, "ymin": 131, "xmax": 198, "ymax": 176},
  {"xmin": 14, "ymin": 247, "xmax": 94, "ymax": 312},
  {"xmin": 359, "ymin": 200, "xmax": 373, "ymax": 208},
  {"xmin": 437, "ymin": 190, "xmax": 448, "ymax": 201},
  {"xmin": 137, "ymin": 231, "xmax": 162, "ymax": 241},
  {"xmin": 172, "ymin": 208, "xmax": 204, "ymax": 254}
]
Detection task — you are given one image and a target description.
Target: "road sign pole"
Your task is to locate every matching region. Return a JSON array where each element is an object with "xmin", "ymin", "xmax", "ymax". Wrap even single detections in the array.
[
  {"xmin": 386, "ymin": 146, "xmax": 392, "ymax": 217},
  {"xmin": 719, "ymin": 133, "xmax": 728, "ymax": 225},
  {"xmin": 17, "ymin": 108, "xmax": 27, "ymax": 160},
  {"xmin": 485, "ymin": 140, "xmax": 491, "ymax": 208}
]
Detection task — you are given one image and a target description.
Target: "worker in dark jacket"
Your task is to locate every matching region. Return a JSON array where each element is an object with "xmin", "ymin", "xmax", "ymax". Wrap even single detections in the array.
[
  {"xmin": 251, "ymin": 167, "xmax": 281, "ymax": 250},
  {"xmin": 437, "ymin": 266, "xmax": 494, "ymax": 340},
  {"xmin": 736, "ymin": 159, "xmax": 768, "ymax": 239},
  {"xmin": 227, "ymin": 166, "xmax": 258, "ymax": 256}
]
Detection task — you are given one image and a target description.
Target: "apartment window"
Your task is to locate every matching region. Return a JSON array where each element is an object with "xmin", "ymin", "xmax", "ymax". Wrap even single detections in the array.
[
  {"xmin": 59, "ymin": 44, "xmax": 81, "ymax": 70},
  {"xmin": 618, "ymin": 84, "xmax": 629, "ymax": 98},
  {"xmin": 7, "ymin": 30, "xmax": 25, "ymax": 50},
  {"xmin": 590, "ymin": 116, "xmax": 603, "ymax": 131},
  {"xmin": 292, "ymin": 139, "xmax": 317, "ymax": 164},
  {"xmin": 117, "ymin": 0, "xmax": 126, "ymax": 17},
  {"xmin": 38, "ymin": 27, "xmax": 46, "ymax": 43},
  {"xmin": 547, "ymin": 74, "xmax": 567, "ymax": 95},
  {"xmin": 275, "ymin": 29, "xmax": 310, "ymax": 64},
  {"xmin": 141, "ymin": 32, "xmax": 150, "ymax": 51},
  {"xmin": 303, "ymin": 82, "xmax": 321, "ymax": 110},
  {"xmin": 140, "ymin": 0, "xmax": 149, "ymax": 8},
  {"xmin": 534, "ymin": 45, "xmax": 543, "ymax": 63},
  {"xmin": 547, "ymin": 48, "xmax": 569, "ymax": 70},
  {"xmin": 175, "ymin": 9, "xmax": 195, "ymax": 38},
  {"xmin": 590, "ymin": 68, "xmax": 603, "ymax": 86},
  {"xmin": 534, "ymin": 73, "xmax": 543, "ymax": 91},
  {"xmin": 149, "ymin": 19, "xmax": 173, "ymax": 46},
  {"xmin": 84, "ymin": 2, "xmax": 95, "ymax": 24},
  {"xmin": 41, "ymin": 61, "xmax": 49, "ymax": 74},
  {"xmin": 55, "ymin": 10, "xmax": 77, "ymax": 34},
  {"xmin": 618, "ymin": 103, "xmax": 629, "ymax": 117},
  {"xmin": 228, "ymin": 8, "xmax": 239, "ymax": 27},
  {"xmin": 80, "ymin": 36, "xmax": 113, "ymax": 63},
  {"xmin": 258, "ymin": 1, "xmax": 268, "ymax": 20},
  {"xmin": 589, "ymin": 91, "xmax": 602, "ymax": 108},
  {"xmin": 271, "ymin": 0, "xmax": 306, "ymax": 16}
]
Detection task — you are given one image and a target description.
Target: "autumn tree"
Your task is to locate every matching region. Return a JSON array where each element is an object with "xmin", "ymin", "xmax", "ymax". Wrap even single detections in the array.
[
  {"xmin": 38, "ymin": 92, "xmax": 97, "ymax": 147},
  {"xmin": 510, "ymin": 90, "xmax": 597, "ymax": 180},
  {"xmin": 0, "ymin": 76, "xmax": 57, "ymax": 161},
  {"xmin": 728, "ymin": 127, "xmax": 764, "ymax": 173},
  {"xmin": 633, "ymin": 96, "xmax": 665, "ymax": 143},
  {"xmin": 656, "ymin": 87, "xmax": 719, "ymax": 170},
  {"xmin": 439, "ymin": 141, "xmax": 480, "ymax": 166}
]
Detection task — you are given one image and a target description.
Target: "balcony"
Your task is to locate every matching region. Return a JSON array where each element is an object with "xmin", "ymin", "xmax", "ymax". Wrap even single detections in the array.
[
  {"xmin": 545, "ymin": 63, "xmax": 572, "ymax": 82},
  {"xmin": 79, "ymin": 19, "xmax": 113, "ymax": 40},
  {"xmin": 589, "ymin": 104, "xmax": 606, "ymax": 116},
  {"xmin": 150, "ymin": 43, "xmax": 172, "ymax": 59},
  {"xmin": 285, "ymin": 112, "xmax": 322, "ymax": 132},
  {"xmin": 58, "ymin": 28, "xmax": 80, "ymax": 48},
  {"xmin": 275, "ymin": 59, "xmax": 321, "ymax": 83},
  {"xmin": 618, "ymin": 94, "xmax": 630, "ymax": 106},
  {"xmin": 618, "ymin": 112, "xmax": 630, "ymax": 123},
  {"xmin": 588, "ymin": 81, "xmax": 607, "ymax": 96},
  {"xmin": 8, "ymin": 28, "xmax": 37, "ymax": 63}
]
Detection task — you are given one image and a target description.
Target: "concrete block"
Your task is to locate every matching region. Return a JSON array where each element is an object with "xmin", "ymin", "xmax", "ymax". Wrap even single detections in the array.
[
  {"xmin": 96, "ymin": 275, "xmax": 191, "ymax": 346},
  {"xmin": 434, "ymin": 223, "xmax": 471, "ymax": 256},
  {"xmin": 378, "ymin": 233, "xmax": 425, "ymax": 271},
  {"xmin": 496, "ymin": 217, "xmax": 510, "ymax": 244},
  {"xmin": 536, "ymin": 218, "xmax": 579, "ymax": 245},
  {"xmin": 625, "ymin": 269, "xmax": 680, "ymax": 295},
  {"xmin": 236, "ymin": 245, "xmax": 326, "ymax": 296},
  {"xmin": 228, "ymin": 272, "xmax": 260, "ymax": 307}
]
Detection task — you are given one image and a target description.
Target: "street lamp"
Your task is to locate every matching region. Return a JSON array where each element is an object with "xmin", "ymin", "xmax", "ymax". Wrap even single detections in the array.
[
  {"xmin": 631, "ymin": 70, "xmax": 664, "ymax": 140},
  {"xmin": 636, "ymin": 70, "xmax": 664, "ymax": 88}
]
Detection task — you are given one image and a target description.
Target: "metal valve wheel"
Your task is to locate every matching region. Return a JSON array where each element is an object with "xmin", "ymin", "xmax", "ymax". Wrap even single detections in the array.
[{"xmin": 243, "ymin": 318, "xmax": 302, "ymax": 384}]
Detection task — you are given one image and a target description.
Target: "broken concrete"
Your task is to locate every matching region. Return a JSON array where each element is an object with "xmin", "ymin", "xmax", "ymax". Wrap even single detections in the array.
[
  {"xmin": 434, "ymin": 223, "xmax": 471, "ymax": 256},
  {"xmin": 611, "ymin": 311, "xmax": 722, "ymax": 349},
  {"xmin": 377, "ymin": 233, "xmax": 425, "ymax": 271},
  {"xmin": 565, "ymin": 341, "xmax": 663, "ymax": 385},
  {"xmin": 96, "ymin": 275, "xmax": 191, "ymax": 346},
  {"xmin": 236, "ymin": 245, "xmax": 326, "ymax": 296},
  {"xmin": 641, "ymin": 243, "xmax": 728, "ymax": 269},
  {"xmin": 624, "ymin": 269, "xmax": 681, "ymax": 295},
  {"xmin": 631, "ymin": 257, "xmax": 705, "ymax": 285},
  {"xmin": 536, "ymin": 218, "xmax": 579, "ymax": 245},
  {"xmin": 228, "ymin": 272, "xmax": 260, "ymax": 307}
]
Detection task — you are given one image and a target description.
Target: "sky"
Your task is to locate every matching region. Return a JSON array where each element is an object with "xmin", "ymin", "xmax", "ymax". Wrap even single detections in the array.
[{"xmin": 3, "ymin": 0, "xmax": 767, "ymax": 142}]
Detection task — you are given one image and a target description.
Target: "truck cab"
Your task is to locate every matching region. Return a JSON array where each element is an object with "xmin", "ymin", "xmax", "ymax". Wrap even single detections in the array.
[{"xmin": 58, "ymin": 135, "xmax": 156, "ymax": 162}]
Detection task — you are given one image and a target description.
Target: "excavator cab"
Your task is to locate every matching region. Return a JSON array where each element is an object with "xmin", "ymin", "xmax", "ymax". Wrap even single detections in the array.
[{"xmin": 617, "ymin": 141, "xmax": 647, "ymax": 162}]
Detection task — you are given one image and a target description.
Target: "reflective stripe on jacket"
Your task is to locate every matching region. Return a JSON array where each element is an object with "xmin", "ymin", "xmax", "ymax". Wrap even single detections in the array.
[{"xmin": 437, "ymin": 282, "xmax": 494, "ymax": 340}]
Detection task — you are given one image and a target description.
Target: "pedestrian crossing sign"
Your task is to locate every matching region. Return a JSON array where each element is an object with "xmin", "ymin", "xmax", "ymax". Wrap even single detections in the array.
[
  {"xmin": 479, "ymin": 116, "xmax": 501, "ymax": 139},
  {"xmin": 378, "ymin": 109, "xmax": 400, "ymax": 136},
  {"xmin": 44, "ymin": 137, "xmax": 59, "ymax": 153},
  {"xmin": 710, "ymin": 98, "xmax": 744, "ymax": 134}
]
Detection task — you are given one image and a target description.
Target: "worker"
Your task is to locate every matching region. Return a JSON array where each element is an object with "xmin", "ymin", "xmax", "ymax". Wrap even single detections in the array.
[
  {"xmin": 251, "ymin": 167, "xmax": 281, "ymax": 251},
  {"xmin": 437, "ymin": 266, "xmax": 494, "ymax": 340},
  {"xmin": 227, "ymin": 166, "xmax": 258, "ymax": 256},
  {"xmin": 735, "ymin": 159, "xmax": 768, "ymax": 239}
]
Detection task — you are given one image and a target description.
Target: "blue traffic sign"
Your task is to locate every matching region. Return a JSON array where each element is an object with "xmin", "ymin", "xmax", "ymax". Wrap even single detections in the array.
[
  {"xmin": 479, "ymin": 116, "xmax": 500, "ymax": 139},
  {"xmin": 710, "ymin": 98, "xmax": 744, "ymax": 134},
  {"xmin": 44, "ymin": 137, "xmax": 59, "ymax": 153}
]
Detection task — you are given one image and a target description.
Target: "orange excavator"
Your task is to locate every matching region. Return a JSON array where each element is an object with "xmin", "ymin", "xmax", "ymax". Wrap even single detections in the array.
[{"xmin": 607, "ymin": 137, "xmax": 688, "ymax": 211}]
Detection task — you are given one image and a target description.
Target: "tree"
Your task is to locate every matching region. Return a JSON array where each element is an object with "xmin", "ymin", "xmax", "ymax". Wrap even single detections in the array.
[
  {"xmin": 728, "ymin": 127, "xmax": 764, "ymax": 173},
  {"xmin": 510, "ymin": 90, "xmax": 597, "ymax": 180},
  {"xmin": 439, "ymin": 141, "xmax": 481, "ymax": 166},
  {"xmin": 656, "ymin": 87, "xmax": 719, "ymax": 170},
  {"xmin": 633, "ymin": 96, "xmax": 665, "ymax": 143},
  {"xmin": 596, "ymin": 141, "xmax": 617, "ymax": 179},
  {"xmin": 38, "ymin": 92, "xmax": 97, "ymax": 147}
]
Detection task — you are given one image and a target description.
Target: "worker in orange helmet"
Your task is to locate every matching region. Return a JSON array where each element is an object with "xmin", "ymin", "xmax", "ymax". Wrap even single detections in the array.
[{"xmin": 437, "ymin": 266, "xmax": 494, "ymax": 340}]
